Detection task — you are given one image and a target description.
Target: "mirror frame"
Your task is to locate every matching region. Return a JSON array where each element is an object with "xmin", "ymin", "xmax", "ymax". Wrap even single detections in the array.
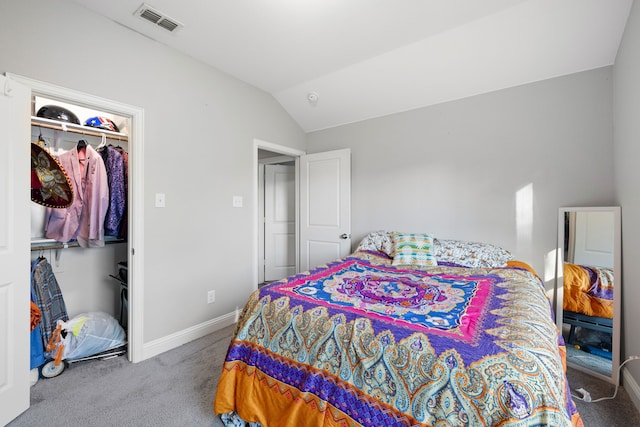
[{"xmin": 555, "ymin": 206, "xmax": 621, "ymax": 384}]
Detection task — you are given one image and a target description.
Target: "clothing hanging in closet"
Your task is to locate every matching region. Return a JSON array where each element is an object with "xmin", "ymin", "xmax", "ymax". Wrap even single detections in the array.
[
  {"xmin": 113, "ymin": 146, "xmax": 129, "ymax": 239},
  {"xmin": 98, "ymin": 145, "xmax": 126, "ymax": 237},
  {"xmin": 44, "ymin": 143, "xmax": 109, "ymax": 247},
  {"xmin": 31, "ymin": 256, "xmax": 68, "ymax": 360},
  {"xmin": 30, "ymin": 298, "xmax": 45, "ymax": 369}
]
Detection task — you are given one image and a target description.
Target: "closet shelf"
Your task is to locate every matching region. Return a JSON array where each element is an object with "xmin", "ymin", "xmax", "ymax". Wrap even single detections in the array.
[
  {"xmin": 31, "ymin": 116, "xmax": 128, "ymax": 142},
  {"xmin": 30, "ymin": 236, "xmax": 126, "ymax": 251}
]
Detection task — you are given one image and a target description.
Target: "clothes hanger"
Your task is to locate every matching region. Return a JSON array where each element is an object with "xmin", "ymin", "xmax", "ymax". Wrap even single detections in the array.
[
  {"xmin": 37, "ymin": 130, "xmax": 48, "ymax": 148},
  {"xmin": 77, "ymin": 139, "xmax": 87, "ymax": 149},
  {"xmin": 97, "ymin": 133, "xmax": 107, "ymax": 149}
]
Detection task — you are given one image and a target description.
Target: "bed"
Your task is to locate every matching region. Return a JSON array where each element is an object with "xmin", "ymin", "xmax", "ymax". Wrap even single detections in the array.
[
  {"xmin": 562, "ymin": 262, "xmax": 614, "ymax": 354},
  {"xmin": 214, "ymin": 232, "xmax": 582, "ymax": 427},
  {"xmin": 562, "ymin": 263, "xmax": 613, "ymax": 320}
]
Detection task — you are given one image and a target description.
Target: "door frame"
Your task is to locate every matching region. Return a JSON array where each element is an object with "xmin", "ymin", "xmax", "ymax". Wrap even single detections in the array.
[
  {"xmin": 253, "ymin": 139, "xmax": 304, "ymax": 289},
  {"xmin": 258, "ymin": 160, "xmax": 293, "ymax": 284},
  {"xmin": 6, "ymin": 73, "xmax": 146, "ymax": 363}
]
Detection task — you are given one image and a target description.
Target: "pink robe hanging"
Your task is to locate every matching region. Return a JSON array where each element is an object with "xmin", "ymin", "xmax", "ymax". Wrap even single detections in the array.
[{"xmin": 45, "ymin": 144, "xmax": 109, "ymax": 247}]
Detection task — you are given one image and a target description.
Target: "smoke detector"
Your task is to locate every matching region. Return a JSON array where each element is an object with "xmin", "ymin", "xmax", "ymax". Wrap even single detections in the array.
[
  {"xmin": 134, "ymin": 3, "xmax": 184, "ymax": 33},
  {"xmin": 307, "ymin": 92, "xmax": 319, "ymax": 106}
]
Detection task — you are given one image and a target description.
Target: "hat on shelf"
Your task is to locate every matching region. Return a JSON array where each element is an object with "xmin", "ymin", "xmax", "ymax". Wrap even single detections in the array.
[
  {"xmin": 84, "ymin": 116, "xmax": 119, "ymax": 133},
  {"xmin": 31, "ymin": 143, "xmax": 74, "ymax": 209},
  {"xmin": 36, "ymin": 105, "xmax": 81, "ymax": 125}
]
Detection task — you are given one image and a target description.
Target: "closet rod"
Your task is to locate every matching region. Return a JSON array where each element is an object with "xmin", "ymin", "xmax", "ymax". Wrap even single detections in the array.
[
  {"xmin": 30, "ymin": 241, "xmax": 79, "ymax": 251},
  {"xmin": 33, "ymin": 121, "xmax": 128, "ymax": 142},
  {"xmin": 30, "ymin": 238, "xmax": 125, "ymax": 251}
]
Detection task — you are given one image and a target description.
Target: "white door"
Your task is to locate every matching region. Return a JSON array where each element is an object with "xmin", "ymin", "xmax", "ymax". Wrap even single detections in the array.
[
  {"xmin": 573, "ymin": 210, "xmax": 615, "ymax": 268},
  {"xmin": 264, "ymin": 165, "xmax": 295, "ymax": 281},
  {"xmin": 0, "ymin": 75, "xmax": 31, "ymax": 425},
  {"xmin": 300, "ymin": 149, "xmax": 351, "ymax": 271}
]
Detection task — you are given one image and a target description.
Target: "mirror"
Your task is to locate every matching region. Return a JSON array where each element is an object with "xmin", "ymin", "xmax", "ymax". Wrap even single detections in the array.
[{"xmin": 555, "ymin": 207, "xmax": 621, "ymax": 384}]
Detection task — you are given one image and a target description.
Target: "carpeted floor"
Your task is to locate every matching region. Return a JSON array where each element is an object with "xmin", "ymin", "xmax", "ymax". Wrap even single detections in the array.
[
  {"xmin": 7, "ymin": 324, "xmax": 640, "ymax": 427},
  {"xmin": 8, "ymin": 325, "xmax": 236, "ymax": 427},
  {"xmin": 567, "ymin": 366, "xmax": 640, "ymax": 426}
]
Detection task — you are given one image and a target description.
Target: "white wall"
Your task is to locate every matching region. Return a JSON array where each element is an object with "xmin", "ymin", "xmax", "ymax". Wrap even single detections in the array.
[
  {"xmin": 614, "ymin": 0, "xmax": 640, "ymax": 398},
  {"xmin": 0, "ymin": 0, "xmax": 305, "ymax": 343},
  {"xmin": 307, "ymin": 67, "xmax": 615, "ymax": 285}
]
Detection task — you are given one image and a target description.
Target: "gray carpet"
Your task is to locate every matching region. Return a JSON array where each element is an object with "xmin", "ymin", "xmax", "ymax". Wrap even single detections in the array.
[
  {"xmin": 8, "ymin": 324, "xmax": 640, "ymax": 427},
  {"xmin": 8, "ymin": 325, "xmax": 235, "ymax": 427},
  {"xmin": 567, "ymin": 366, "xmax": 640, "ymax": 426}
]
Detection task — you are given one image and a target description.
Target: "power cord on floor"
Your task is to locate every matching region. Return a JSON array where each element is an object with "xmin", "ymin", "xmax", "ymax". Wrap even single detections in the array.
[{"xmin": 572, "ymin": 355, "xmax": 640, "ymax": 403}]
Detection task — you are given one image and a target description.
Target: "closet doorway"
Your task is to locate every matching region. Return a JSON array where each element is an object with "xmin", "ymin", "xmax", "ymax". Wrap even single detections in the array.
[
  {"xmin": 9, "ymin": 73, "xmax": 145, "ymax": 363},
  {"xmin": 255, "ymin": 140, "xmax": 304, "ymax": 287},
  {"xmin": 259, "ymin": 153, "xmax": 296, "ymax": 284}
]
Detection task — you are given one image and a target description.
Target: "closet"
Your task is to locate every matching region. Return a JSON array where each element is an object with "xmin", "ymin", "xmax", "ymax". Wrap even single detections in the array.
[
  {"xmin": 30, "ymin": 95, "xmax": 131, "ymax": 345},
  {"xmin": 0, "ymin": 73, "xmax": 145, "ymax": 422}
]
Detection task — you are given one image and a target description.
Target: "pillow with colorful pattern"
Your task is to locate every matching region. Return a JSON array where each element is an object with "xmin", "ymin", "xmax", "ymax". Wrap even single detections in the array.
[{"xmin": 391, "ymin": 232, "xmax": 438, "ymax": 267}]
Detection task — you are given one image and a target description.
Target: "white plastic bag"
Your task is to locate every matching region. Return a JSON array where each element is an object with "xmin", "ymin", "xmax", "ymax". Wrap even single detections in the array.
[{"xmin": 59, "ymin": 312, "xmax": 126, "ymax": 361}]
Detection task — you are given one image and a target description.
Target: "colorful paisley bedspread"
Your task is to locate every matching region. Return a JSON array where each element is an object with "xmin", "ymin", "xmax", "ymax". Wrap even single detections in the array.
[
  {"xmin": 563, "ymin": 262, "xmax": 614, "ymax": 319},
  {"xmin": 214, "ymin": 252, "xmax": 583, "ymax": 427}
]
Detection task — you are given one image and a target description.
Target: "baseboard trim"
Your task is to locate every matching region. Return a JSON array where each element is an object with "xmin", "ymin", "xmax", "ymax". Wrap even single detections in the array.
[
  {"xmin": 623, "ymin": 366, "xmax": 640, "ymax": 412},
  {"xmin": 141, "ymin": 311, "xmax": 237, "ymax": 361}
]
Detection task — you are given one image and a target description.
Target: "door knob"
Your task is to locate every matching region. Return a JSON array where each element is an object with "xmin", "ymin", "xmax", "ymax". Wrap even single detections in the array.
[{"xmin": 339, "ymin": 233, "xmax": 351, "ymax": 239}]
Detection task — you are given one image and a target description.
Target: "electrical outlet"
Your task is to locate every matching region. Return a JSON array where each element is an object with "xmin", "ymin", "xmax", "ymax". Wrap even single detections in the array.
[{"xmin": 207, "ymin": 290, "xmax": 216, "ymax": 304}]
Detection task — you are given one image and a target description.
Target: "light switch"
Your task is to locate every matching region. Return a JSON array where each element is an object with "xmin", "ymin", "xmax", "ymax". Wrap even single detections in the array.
[
  {"xmin": 155, "ymin": 193, "xmax": 166, "ymax": 208},
  {"xmin": 232, "ymin": 196, "xmax": 243, "ymax": 208}
]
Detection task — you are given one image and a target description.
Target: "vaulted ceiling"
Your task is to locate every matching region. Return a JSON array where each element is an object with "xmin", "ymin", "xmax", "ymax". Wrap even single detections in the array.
[{"xmin": 69, "ymin": 0, "xmax": 633, "ymax": 132}]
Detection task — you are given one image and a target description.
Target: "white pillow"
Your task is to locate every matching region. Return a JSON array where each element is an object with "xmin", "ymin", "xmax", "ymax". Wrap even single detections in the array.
[
  {"xmin": 355, "ymin": 231, "xmax": 393, "ymax": 255},
  {"xmin": 434, "ymin": 238, "xmax": 513, "ymax": 268}
]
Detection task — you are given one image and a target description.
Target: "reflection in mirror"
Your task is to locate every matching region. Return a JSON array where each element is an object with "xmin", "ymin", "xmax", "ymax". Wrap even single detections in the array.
[{"xmin": 556, "ymin": 207, "xmax": 621, "ymax": 384}]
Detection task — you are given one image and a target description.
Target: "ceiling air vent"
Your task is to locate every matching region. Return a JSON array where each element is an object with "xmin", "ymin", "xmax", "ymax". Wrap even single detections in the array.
[{"xmin": 134, "ymin": 3, "xmax": 183, "ymax": 33}]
